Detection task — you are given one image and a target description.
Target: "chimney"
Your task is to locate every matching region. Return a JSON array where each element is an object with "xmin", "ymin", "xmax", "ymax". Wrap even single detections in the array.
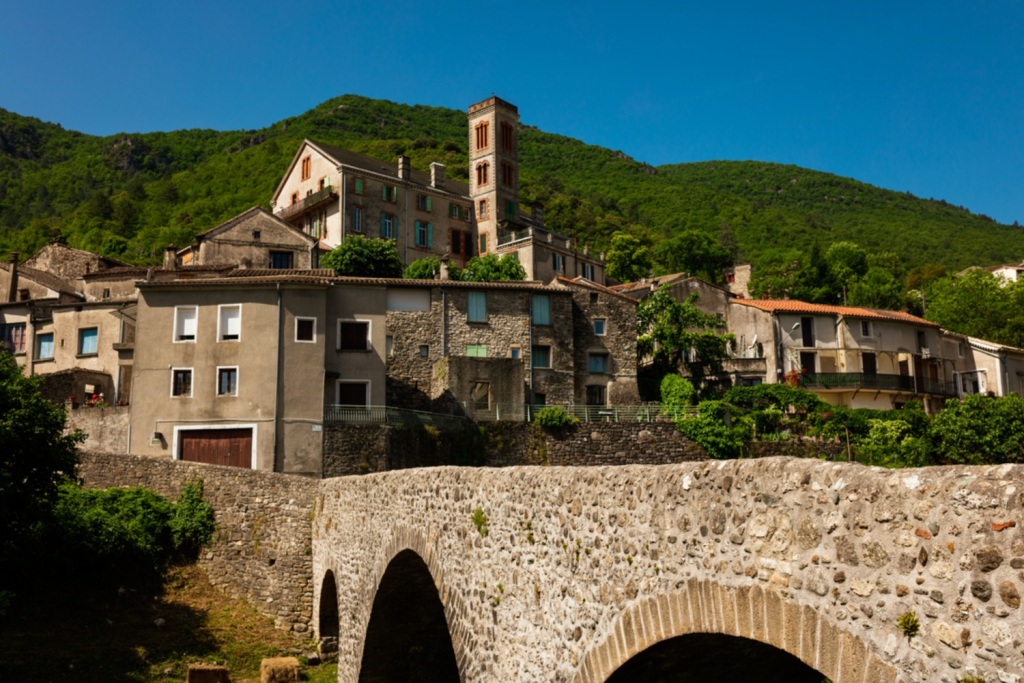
[
  {"xmin": 163, "ymin": 245, "xmax": 178, "ymax": 270},
  {"xmin": 430, "ymin": 162, "xmax": 445, "ymax": 189},
  {"xmin": 439, "ymin": 253, "xmax": 451, "ymax": 281},
  {"xmin": 583, "ymin": 245, "xmax": 590, "ymax": 256},
  {"xmin": 7, "ymin": 252, "xmax": 19, "ymax": 303},
  {"xmin": 531, "ymin": 202, "xmax": 545, "ymax": 226},
  {"xmin": 397, "ymin": 155, "xmax": 411, "ymax": 181}
]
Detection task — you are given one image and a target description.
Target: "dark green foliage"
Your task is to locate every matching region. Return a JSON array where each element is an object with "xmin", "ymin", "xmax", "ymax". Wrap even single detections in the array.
[
  {"xmin": 321, "ymin": 235, "xmax": 405, "ymax": 277},
  {"xmin": 0, "ymin": 352, "xmax": 83, "ymax": 564},
  {"xmin": 676, "ymin": 401, "xmax": 742, "ymax": 459},
  {"xmin": 534, "ymin": 406, "xmax": 578, "ymax": 428},
  {"xmin": 652, "ymin": 229, "xmax": 732, "ymax": 281},
  {"xmin": 924, "ymin": 269, "xmax": 1024, "ymax": 347},
  {"xmin": 169, "ymin": 480, "xmax": 216, "ymax": 556},
  {"xmin": 606, "ymin": 232, "xmax": 652, "ymax": 283},
  {"xmin": 659, "ymin": 374, "xmax": 696, "ymax": 418},
  {"xmin": 722, "ymin": 384, "xmax": 824, "ymax": 412},
  {"xmin": 459, "ymin": 253, "xmax": 525, "ymax": 282},
  {"xmin": 404, "ymin": 256, "xmax": 442, "ymax": 279},
  {"xmin": 928, "ymin": 393, "xmax": 1024, "ymax": 465}
]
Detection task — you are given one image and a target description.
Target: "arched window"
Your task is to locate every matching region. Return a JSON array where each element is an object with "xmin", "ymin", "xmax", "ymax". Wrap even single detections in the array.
[
  {"xmin": 476, "ymin": 162, "xmax": 489, "ymax": 187},
  {"xmin": 475, "ymin": 122, "xmax": 489, "ymax": 150}
]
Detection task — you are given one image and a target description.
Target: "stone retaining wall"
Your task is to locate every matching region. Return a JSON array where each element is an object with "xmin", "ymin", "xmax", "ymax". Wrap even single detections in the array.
[{"xmin": 78, "ymin": 451, "xmax": 317, "ymax": 634}]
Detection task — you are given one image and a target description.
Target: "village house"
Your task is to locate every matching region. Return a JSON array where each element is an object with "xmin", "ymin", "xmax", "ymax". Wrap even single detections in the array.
[
  {"xmin": 956, "ymin": 259, "xmax": 1024, "ymax": 284},
  {"xmin": 268, "ymin": 96, "xmax": 607, "ymax": 283}
]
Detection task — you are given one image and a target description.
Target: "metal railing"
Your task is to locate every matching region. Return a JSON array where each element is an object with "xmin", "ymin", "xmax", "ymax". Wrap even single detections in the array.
[
  {"xmin": 918, "ymin": 377, "xmax": 958, "ymax": 397},
  {"xmin": 461, "ymin": 402, "xmax": 695, "ymax": 423},
  {"xmin": 323, "ymin": 405, "xmax": 467, "ymax": 430},
  {"xmin": 277, "ymin": 186, "xmax": 335, "ymax": 221},
  {"xmin": 801, "ymin": 372, "xmax": 916, "ymax": 392},
  {"xmin": 497, "ymin": 228, "xmax": 533, "ymax": 246}
]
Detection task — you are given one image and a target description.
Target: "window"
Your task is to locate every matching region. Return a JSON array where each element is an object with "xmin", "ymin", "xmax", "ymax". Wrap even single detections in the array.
[
  {"xmin": 449, "ymin": 203, "xmax": 466, "ymax": 220},
  {"xmin": 500, "ymin": 121, "xmax": 514, "ymax": 151},
  {"xmin": 800, "ymin": 317, "xmax": 815, "ymax": 347},
  {"xmin": 420, "ymin": 344, "xmax": 429, "ymax": 357},
  {"xmin": 582, "ymin": 263, "xmax": 595, "ymax": 281},
  {"xmin": 917, "ymin": 330, "xmax": 927, "ymax": 351},
  {"xmin": 586, "ymin": 385, "xmax": 606, "ymax": 406},
  {"xmin": 270, "ymin": 251, "xmax": 293, "ymax": 269},
  {"xmin": 509, "ymin": 345, "xmax": 522, "ymax": 359},
  {"xmin": 354, "ymin": 178, "xmax": 364, "ymax": 195},
  {"xmin": 174, "ymin": 306, "xmax": 197, "ymax": 342},
  {"xmin": 957, "ymin": 342, "xmax": 965, "ymax": 358},
  {"xmin": 414, "ymin": 221, "xmax": 433, "ymax": 248},
  {"xmin": 589, "ymin": 353, "xmax": 609, "ymax": 373},
  {"xmin": 467, "ymin": 291, "xmax": 487, "ymax": 322},
  {"xmin": 318, "ymin": 177, "xmax": 326, "ymax": 191},
  {"xmin": 305, "ymin": 210, "xmax": 326, "ymax": 239},
  {"xmin": 336, "ymin": 381, "xmax": 369, "ymax": 407},
  {"xmin": 501, "ymin": 162, "xmax": 515, "ymax": 188},
  {"xmin": 475, "ymin": 121, "xmax": 489, "ymax": 150},
  {"xmin": 416, "ymin": 195, "xmax": 432, "ymax": 212},
  {"xmin": 218, "ymin": 305, "xmax": 241, "ymax": 341},
  {"xmin": 532, "ymin": 295, "xmax": 550, "ymax": 325},
  {"xmin": 338, "ymin": 320, "xmax": 370, "ymax": 351},
  {"xmin": 476, "ymin": 162, "xmax": 489, "ymax": 187},
  {"xmin": 860, "ymin": 320, "xmax": 871, "ymax": 337},
  {"xmin": 301, "ymin": 155, "xmax": 311, "ymax": 180},
  {"xmin": 532, "ymin": 345, "xmax": 551, "ymax": 368},
  {"xmin": 290, "ymin": 192, "xmax": 299, "ymax": 205},
  {"xmin": 37, "ymin": 332, "xmax": 53, "ymax": 359},
  {"xmin": 533, "ymin": 393, "xmax": 546, "ymax": 407},
  {"xmin": 465, "ymin": 232, "xmax": 474, "ymax": 257},
  {"xmin": 0, "ymin": 323, "xmax": 26, "ymax": 354},
  {"xmin": 505, "ymin": 200, "xmax": 516, "ymax": 222},
  {"xmin": 295, "ymin": 317, "xmax": 316, "ymax": 343},
  {"xmin": 552, "ymin": 254, "xmax": 566, "ymax": 273},
  {"xmin": 253, "ymin": 230, "xmax": 261, "ymax": 240},
  {"xmin": 466, "ymin": 344, "xmax": 488, "ymax": 357},
  {"xmin": 470, "ymin": 381, "xmax": 490, "ymax": 410},
  {"xmin": 590, "ymin": 292, "xmax": 599, "ymax": 305},
  {"xmin": 172, "ymin": 369, "xmax": 192, "ymax": 397},
  {"xmin": 381, "ymin": 186, "xmax": 397, "ymax": 202},
  {"xmin": 78, "ymin": 328, "xmax": 99, "ymax": 356},
  {"xmin": 386, "ymin": 335, "xmax": 394, "ymax": 356},
  {"xmin": 217, "ymin": 367, "xmax": 238, "ymax": 396},
  {"xmin": 594, "ymin": 319, "xmax": 606, "ymax": 336},
  {"xmin": 478, "ymin": 199, "xmax": 488, "ymax": 220},
  {"xmin": 451, "ymin": 229, "xmax": 461, "ymax": 255},
  {"xmin": 17, "ymin": 288, "xmax": 29, "ymax": 301},
  {"xmin": 479, "ymin": 233, "xmax": 488, "ymax": 254},
  {"xmin": 862, "ymin": 352, "xmax": 877, "ymax": 375},
  {"xmin": 381, "ymin": 213, "xmax": 396, "ymax": 239},
  {"xmin": 353, "ymin": 207, "xmax": 362, "ymax": 233}
]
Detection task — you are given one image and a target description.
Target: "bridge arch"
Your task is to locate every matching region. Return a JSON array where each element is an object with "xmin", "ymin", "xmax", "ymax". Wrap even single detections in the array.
[
  {"xmin": 317, "ymin": 569, "xmax": 339, "ymax": 659},
  {"xmin": 574, "ymin": 578, "xmax": 898, "ymax": 683}
]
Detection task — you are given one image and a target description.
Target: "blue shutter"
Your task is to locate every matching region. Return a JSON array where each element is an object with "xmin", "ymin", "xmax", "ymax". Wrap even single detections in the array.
[
  {"xmin": 468, "ymin": 292, "xmax": 486, "ymax": 322},
  {"xmin": 533, "ymin": 295, "xmax": 550, "ymax": 325},
  {"xmin": 427, "ymin": 224, "xmax": 433, "ymax": 248}
]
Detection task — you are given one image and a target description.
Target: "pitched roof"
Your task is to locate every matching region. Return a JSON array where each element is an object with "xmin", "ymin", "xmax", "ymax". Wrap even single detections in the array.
[
  {"xmin": 733, "ymin": 298, "xmax": 937, "ymax": 326},
  {"xmin": 0, "ymin": 261, "xmax": 80, "ymax": 296},
  {"xmin": 81, "ymin": 264, "xmax": 237, "ymax": 281},
  {"xmin": 193, "ymin": 206, "xmax": 316, "ymax": 245},
  {"xmin": 554, "ymin": 276, "xmax": 639, "ymax": 303},
  {"xmin": 226, "ymin": 268, "xmax": 336, "ymax": 278},
  {"xmin": 613, "ymin": 272, "xmax": 692, "ymax": 294},
  {"xmin": 956, "ymin": 262, "xmax": 1024, "ymax": 277}
]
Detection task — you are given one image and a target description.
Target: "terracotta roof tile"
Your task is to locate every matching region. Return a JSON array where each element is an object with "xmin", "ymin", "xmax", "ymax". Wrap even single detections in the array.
[
  {"xmin": 733, "ymin": 299, "xmax": 937, "ymax": 326},
  {"xmin": 554, "ymin": 276, "xmax": 640, "ymax": 303}
]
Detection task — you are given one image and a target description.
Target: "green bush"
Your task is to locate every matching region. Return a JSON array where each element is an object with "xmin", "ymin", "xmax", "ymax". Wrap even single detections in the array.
[
  {"xmin": 534, "ymin": 406, "xmax": 578, "ymax": 429},
  {"xmin": 660, "ymin": 374, "xmax": 695, "ymax": 419},
  {"xmin": 676, "ymin": 401, "xmax": 742, "ymax": 459},
  {"xmin": 170, "ymin": 480, "xmax": 216, "ymax": 557},
  {"xmin": 723, "ymin": 384, "xmax": 824, "ymax": 413},
  {"xmin": 929, "ymin": 393, "xmax": 1024, "ymax": 465}
]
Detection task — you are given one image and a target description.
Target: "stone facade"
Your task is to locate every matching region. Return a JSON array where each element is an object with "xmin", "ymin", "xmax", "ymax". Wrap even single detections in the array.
[
  {"xmin": 179, "ymin": 207, "xmax": 318, "ymax": 269},
  {"xmin": 66, "ymin": 405, "xmax": 130, "ymax": 453},
  {"xmin": 78, "ymin": 451, "xmax": 317, "ymax": 633},
  {"xmin": 315, "ymin": 459, "xmax": 1024, "ymax": 682}
]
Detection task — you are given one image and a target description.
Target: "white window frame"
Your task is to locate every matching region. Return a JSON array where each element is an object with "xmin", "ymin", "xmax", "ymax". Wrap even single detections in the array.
[
  {"xmin": 173, "ymin": 305, "xmax": 198, "ymax": 343},
  {"xmin": 171, "ymin": 424, "xmax": 258, "ymax": 469},
  {"xmin": 337, "ymin": 318, "xmax": 372, "ymax": 351},
  {"xmin": 216, "ymin": 366, "xmax": 239, "ymax": 397},
  {"xmin": 217, "ymin": 304, "xmax": 242, "ymax": 342},
  {"xmin": 335, "ymin": 379, "xmax": 371, "ymax": 407},
  {"xmin": 170, "ymin": 367, "xmax": 194, "ymax": 398},
  {"xmin": 594, "ymin": 318, "xmax": 607, "ymax": 336},
  {"xmin": 381, "ymin": 213, "xmax": 395, "ymax": 239},
  {"xmin": 295, "ymin": 316, "xmax": 317, "ymax": 343}
]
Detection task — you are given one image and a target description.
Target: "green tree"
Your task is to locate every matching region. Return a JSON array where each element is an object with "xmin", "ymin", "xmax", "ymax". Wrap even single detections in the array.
[
  {"xmin": 404, "ymin": 256, "xmax": 442, "ymax": 280},
  {"xmin": 637, "ymin": 287, "xmax": 733, "ymax": 390},
  {"xmin": 929, "ymin": 393, "xmax": 1024, "ymax": 464},
  {"xmin": 848, "ymin": 267, "xmax": 903, "ymax": 310},
  {"xmin": 321, "ymin": 235, "xmax": 405, "ymax": 278},
  {"xmin": 460, "ymin": 253, "xmax": 526, "ymax": 282},
  {"xmin": 825, "ymin": 241, "xmax": 869, "ymax": 303},
  {"xmin": 925, "ymin": 269, "xmax": 1021, "ymax": 345},
  {"xmin": 653, "ymin": 229, "xmax": 732, "ymax": 281},
  {"xmin": 867, "ymin": 251, "xmax": 905, "ymax": 279},
  {"xmin": 0, "ymin": 354, "xmax": 83, "ymax": 564},
  {"xmin": 749, "ymin": 248, "xmax": 805, "ymax": 299},
  {"xmin": 606, "ymin": 232, "xmax": 651, "ymax": 283}
]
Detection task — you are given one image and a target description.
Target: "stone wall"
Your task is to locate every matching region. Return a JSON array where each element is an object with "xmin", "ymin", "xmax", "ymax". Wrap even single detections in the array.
[
  {"xmin": 314, "ymin": 458, "xmax": 1024, "ymax": 683},
  {"xmin": 565, "ymin": 280, "xmax": 641, "ymax": 405},
  {"xmin": 66, "ymin": 405, "xmax": 129, "ymax": 453},
  {"xmin": 78, "ymin": 451, "xmax": 317, "ymax": 634}
]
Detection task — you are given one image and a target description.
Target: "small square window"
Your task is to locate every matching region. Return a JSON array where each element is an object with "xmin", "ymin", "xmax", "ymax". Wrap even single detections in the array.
[
  {"xmin": 420, "ymin": 344, "xmax": 429, "ymax": 358},
  {"xmin": 470, "ymin": 381, "xmax": 490, "ymax": 410},
  {"xmin": 217, "ymin": 368, "xmax": 238, "ymax": 396},
  {"xmin": 102, "ymin": 288, "xmax": 110, "ymax": 300},
  {"xmin": 509, "ymin": 346, "xmax": 521, "ymax": 359},
  {"xmin": 594, "ymin": 319, "xmax": 606, "ymax": 336},
  {"xmin": 295, "ymin": 317, "xmax": 316, "ymax": 342},
  {"xmin": 172, "ymin": 369, "xmax": 192, "ymax": 397},
  {"xmin": 253, "ymin": 230, "xmax": 261, "ymax": 240},
  {"xmin": 531, "ymin": 345, "xmax": 551, "ymax": 368},
  {"xmin": 589, "ymin": 292, "xmax": 598, "ymax": 305},
  {"xmin": 338, "ymin": 320, "xmax": 370, "ymax": 351},
  {"xmin": 589, "ymin": 353, "xmax": 609, "ymax": 374}
]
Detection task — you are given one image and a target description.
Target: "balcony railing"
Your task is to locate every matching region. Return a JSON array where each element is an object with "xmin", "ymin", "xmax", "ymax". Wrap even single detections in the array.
[
  {"xmin": 800, "ymin": 372, "xmax": 956, "ymax": 396},
  {"xmin": 277, "ymin": 186, "xmax": 336, "ymax": 221},
  {"xmin": 497, "ymin": 227, "xmax": 533, "ymax": 246},
  {"xmin": 323, "ymin": 405, "xmax": 467, "ymax": 431}
]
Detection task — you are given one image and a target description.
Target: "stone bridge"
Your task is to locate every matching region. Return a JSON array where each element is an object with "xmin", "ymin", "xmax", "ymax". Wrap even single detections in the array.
[{"xmin": 313, "ymin": 457, "xmax": 1024, "ymax": 683}]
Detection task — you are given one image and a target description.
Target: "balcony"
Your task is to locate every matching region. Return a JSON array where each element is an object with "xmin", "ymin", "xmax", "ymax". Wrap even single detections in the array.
[
  {"xmin": 800, "ymin": 373, "xmax": 957, "ymax": 396},
  {"xmin": 276, "ymin": 186, "xmax": 336, "ymax": 221},
  {"xmin": 497, "ymin": 227, "xmax": 533, "ymax": 246}
]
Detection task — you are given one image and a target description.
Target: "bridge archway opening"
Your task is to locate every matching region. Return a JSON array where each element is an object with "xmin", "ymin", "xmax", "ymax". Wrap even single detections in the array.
[
  {"xmin": 358, "ymin": 549, "xmax": 459, "ymax": 683},
  {"xmin": 606, "ymin": 633, "xmax": 823, "ymax": 683},
  {"xmin": 318, "ymin": 570, "xmax": 339, "ymax": 659}
]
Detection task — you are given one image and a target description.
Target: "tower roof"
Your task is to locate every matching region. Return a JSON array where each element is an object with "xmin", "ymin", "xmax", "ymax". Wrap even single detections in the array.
[{"xmin": 468, "ymin": 96, "xmax": 518, "ymax": 115}]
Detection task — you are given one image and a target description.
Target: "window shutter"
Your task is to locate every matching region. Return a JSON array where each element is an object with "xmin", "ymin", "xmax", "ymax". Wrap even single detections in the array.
[
  {"xmin": 533, "ymin": 295, "xmax": 550, "ymax": 325},
  {"xmin": 427, "ymin": 224, "xmax": 433, "ymax": 248},
  {"xmin": 426, "ymin": 197, "xmax": 432, "ymax": 212},
  {"xmin": 380, "ymin": 212, "xmax": 386, "ymax": 235},
  {"xmin": 355, "ymin": 178, "xmax": 363, "ymax": 194}
]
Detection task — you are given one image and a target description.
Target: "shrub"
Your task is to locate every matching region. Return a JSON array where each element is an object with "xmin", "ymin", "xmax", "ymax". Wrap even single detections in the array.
[
  {"xmin": 660, "ymin": 374, "xmax": 695, "ymax": 419},
  {"xmin": 676, "ymin": 401, "xmax": 741, "ymax": 459},
  {"xmin": 471, "ymin": 507, "xmax": 488, "ymax": 537},
  {"xmin": 321, "ymin": 234, "xmax": 405, "ymax": 278},
  {"xmin": 928, "ymin": 393, "xmax": 1024, "ymax": 465},
  {"xmin": 534, "ymin": 406, "xmax": 578, "ymax": 429},
  {"xmin": 722, "ymin": 384, "xmax": 823, "ymax": 413},
  {"xmin": 170, "ymin": 480, "xmax": 216, "ymax": 557},
  {"xmin": 897, "ymin": 611, "xmax": 920, "ymax": 639}
]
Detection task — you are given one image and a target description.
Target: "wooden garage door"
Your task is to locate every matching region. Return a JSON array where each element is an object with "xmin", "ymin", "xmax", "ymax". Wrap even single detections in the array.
[{"xmin": 180, "ymin": 429, "xmax": 252, "ymax": 468}]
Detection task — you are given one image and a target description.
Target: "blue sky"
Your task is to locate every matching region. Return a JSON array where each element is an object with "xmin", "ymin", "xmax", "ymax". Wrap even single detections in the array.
[{"xmin": 2, "ymin": 1, "xmax": 1023, "ymax": 224}]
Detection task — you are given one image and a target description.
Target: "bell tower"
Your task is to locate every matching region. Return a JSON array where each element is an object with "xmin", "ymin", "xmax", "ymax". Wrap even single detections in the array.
[{"xmin": 467, "ymin": 96, "xmax": 520, "ymax": 256}]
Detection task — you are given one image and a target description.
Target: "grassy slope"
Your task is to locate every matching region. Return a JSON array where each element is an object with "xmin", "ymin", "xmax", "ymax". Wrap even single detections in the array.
[
  {"xmin": 0, "ymin": 564, "xmax": 336, "ymax": 683},
  {"xmin": 2, "ymin": 95, "xmax": 1022, "ymax": 270}
]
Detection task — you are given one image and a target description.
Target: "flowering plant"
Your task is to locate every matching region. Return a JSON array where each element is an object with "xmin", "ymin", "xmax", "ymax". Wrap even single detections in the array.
[
  {"xmin": 782, "ymin": 368, "xmax": 807, "ymax": 388},
  {"xmin": 84, "ymin": 393, "xmax": 109, "ymax": 408}
]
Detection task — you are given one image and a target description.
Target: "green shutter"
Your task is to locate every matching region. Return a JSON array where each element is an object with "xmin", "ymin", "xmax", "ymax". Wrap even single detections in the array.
[
  {"xmin": 533, "ymin": 295, "xmax": 550, "ymax": 325},
  {"xmin": 382, "ymin": 185, "xmax": 388, "ymax": 201},
  {"xmin": 380, "ymin": 212, "xmax": 386, "ymax": 235},
  {"xmin": 426, "ymin": 197, "xmax": 432, "ymax": 212},
  {"xmin": 355, "ymin": 178, "xmax": 363, "ymax": 194},
  {"xmin": 427, "ymin": 224, "xmax": 433, "ymax": 248},
  {"xmin": 468, "ymin": 292, "xmax": 486, "ymax": 322}
]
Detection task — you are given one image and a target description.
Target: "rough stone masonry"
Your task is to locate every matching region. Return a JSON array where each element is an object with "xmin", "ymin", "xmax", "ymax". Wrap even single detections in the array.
[{"xmin": 314, "ymin": 458, "xmax": 1024, "ymax": 683}]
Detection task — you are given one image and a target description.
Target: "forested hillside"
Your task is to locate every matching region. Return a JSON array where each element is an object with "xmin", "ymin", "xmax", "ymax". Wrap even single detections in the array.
[{"xmin": 2, "ymin": 94, "xmax": 1022, "ymax": 270}]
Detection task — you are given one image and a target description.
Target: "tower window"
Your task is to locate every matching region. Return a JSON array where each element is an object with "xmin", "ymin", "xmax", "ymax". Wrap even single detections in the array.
[
  {"xmin": 505, "ymin": 200, "xmax": 516, "ymax": 222},
  {"xmin": 501, "ymin": 121, "xmax": 515, "ymax": 151},
  {"xmin": 501, "ymin": 162, "xmax": 515, "ymax": 188},
  {"xmin": 478, "ymin": 199, "xmax": 488, "ymax": 220},
  {"xmin": 476, "ymin": 162, "xmax": 489, "ymax": 187},
  {"xmin": 475, "ymin": 121, "xmax": 489, "ymax": 150},
  {"xmin": 301, "ymin": 156, "xmax": 311, "ymax": 180}
]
